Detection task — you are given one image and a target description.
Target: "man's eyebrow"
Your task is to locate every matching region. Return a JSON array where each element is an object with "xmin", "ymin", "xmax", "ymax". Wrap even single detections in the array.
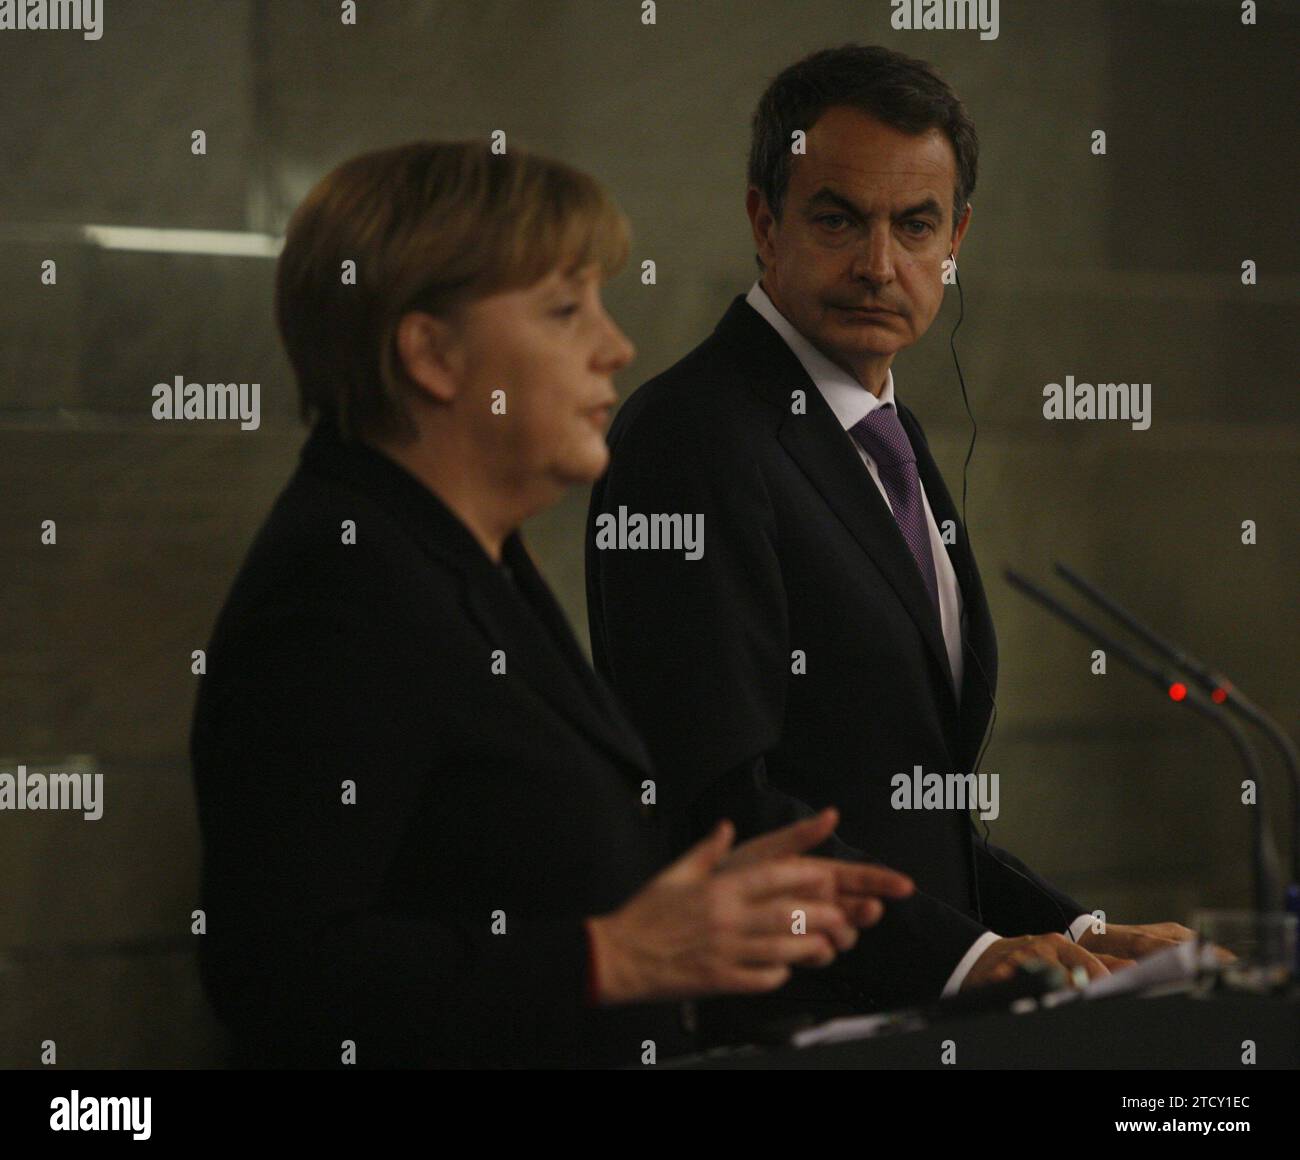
[
  {"xmin": 805, "ymin": 187, "xmax": 945, "ymax": 221},
  {"xmin": 805, "ymin": 188, "xmax": 862, "ymax": 217},
  {"xmin": 897, "ymin": 196, "xmax": 945, "ymax": 220}
]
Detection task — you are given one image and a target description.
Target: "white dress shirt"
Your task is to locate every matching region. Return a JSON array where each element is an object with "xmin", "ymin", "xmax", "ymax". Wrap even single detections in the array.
[{"xmin": 745, "ymin": 281, "xmax": 1093, "ymax": 994}]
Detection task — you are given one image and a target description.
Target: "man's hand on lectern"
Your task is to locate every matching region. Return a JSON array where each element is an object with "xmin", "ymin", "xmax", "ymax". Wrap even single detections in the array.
[
  {"xmin": 1078, "ymin": 921, "xmax": 1195, "ymax": 960},
  {"xmin": 962, "ymin": 933, "xmax": 1120, "ymax": 991}
]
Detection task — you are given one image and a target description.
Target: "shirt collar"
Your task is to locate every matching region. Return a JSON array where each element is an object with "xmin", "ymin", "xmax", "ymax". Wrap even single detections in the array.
[{"xmin": 745, "ymin": 280, "xmax": 895, "ymax": 431}]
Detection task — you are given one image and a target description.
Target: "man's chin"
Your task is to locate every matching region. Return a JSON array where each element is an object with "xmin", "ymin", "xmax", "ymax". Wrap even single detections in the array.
[{"xmin": 822, "ymin": 331, "xmax": 904, "ymax": 360}]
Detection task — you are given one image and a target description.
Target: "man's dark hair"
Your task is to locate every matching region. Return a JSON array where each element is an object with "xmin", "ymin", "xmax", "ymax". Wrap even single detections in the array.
[{"xmin": 748, "ymin": 44, "xmax": 978, "ymax": 264}]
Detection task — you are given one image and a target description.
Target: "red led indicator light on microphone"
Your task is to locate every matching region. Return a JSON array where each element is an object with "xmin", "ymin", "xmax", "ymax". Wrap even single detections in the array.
[
  {"xmin": 1211, "ymin": 688, "xmax": 1228, "ymax": 704},
  {"xmin": 1169, "ymin": 682, "xmax": 1188, "ymax": 702}
]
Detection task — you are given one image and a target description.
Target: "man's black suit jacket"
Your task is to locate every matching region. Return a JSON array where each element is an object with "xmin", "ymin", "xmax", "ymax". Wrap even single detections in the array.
[
  {"xmin": 586, "ymin": 294, "xmax": 1086, "ymax": 1008},
  {"xmin": 191, "ymin": 421, "xmax": 693, "ymax": 1068}
]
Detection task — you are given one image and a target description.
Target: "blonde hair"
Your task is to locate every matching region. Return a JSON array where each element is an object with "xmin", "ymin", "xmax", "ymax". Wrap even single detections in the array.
[{"xmin": 274, "ymin": 140, "xmax": 631, "ymax": 441}]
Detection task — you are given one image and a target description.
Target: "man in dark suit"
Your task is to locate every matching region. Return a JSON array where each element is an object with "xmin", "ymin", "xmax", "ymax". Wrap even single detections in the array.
[
  {"xmin": 587, "ymin": 46, "xmax": 1189, "ymax": 1015},
  {"xmin": 191, "ymin": 139, "xmax": 914, "ymax": 1069}
]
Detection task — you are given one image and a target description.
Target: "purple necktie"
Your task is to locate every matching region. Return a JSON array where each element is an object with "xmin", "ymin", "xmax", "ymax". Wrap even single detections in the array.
[{"xmin": 848, "ymin": 403, "xmax": 941, "ymax": 623}]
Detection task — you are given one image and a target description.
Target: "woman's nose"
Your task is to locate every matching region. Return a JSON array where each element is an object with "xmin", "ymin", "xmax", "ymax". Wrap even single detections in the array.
[{"xmin": 601, "ymin": 320, "xmax": 636, "ymax": 373}]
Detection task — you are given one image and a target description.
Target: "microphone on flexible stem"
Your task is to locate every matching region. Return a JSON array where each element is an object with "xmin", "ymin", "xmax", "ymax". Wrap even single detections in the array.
[
  {"xmin": 1052, "ymin": 561, "xmax": 1300, "ymax": 889},
  {"xmin": 1004, "ymin": 568, "xmax": 1284, "ymax": 916}
]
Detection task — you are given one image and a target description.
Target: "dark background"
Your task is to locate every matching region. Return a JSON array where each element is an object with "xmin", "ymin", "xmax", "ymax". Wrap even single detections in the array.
[{"xmin": 1, "ymin": 0, "xmax": 1296, "ymax": 1065}]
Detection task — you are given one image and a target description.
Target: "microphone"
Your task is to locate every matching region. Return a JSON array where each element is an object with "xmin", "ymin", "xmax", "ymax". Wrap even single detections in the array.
[
  {"xmin": 1052, "ymin": 561, "xmax": 1300, "ymax": 885},
  {"xmin": 1004, "ymin": 567, "xmax": 1284, "ymax": 915}
]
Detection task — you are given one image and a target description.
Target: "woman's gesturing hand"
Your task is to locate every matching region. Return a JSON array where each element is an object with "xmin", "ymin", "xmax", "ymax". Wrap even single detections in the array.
[
  {"xmin": 720, "ymin": 807, "xmax": 915, "ymax": 927},
  {"xmin": 585, "ymin": 814, "xmax": 911, "ymax": 1006}
]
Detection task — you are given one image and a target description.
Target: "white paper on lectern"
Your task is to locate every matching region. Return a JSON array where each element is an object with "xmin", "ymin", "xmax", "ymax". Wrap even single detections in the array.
[
  {"xmin": 791, "ymin": 940, "xmax": 1220, "ymax": 1047},
  {"xmin": 791, "ymin": 1012, "xmax": 902, "ymax": 1048},
  {"xmin": 1082, "ymin": 939, "xmax": 1219, "ymax": 999}
]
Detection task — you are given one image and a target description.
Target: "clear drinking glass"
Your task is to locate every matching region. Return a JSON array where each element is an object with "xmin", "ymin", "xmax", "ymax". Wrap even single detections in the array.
[{"xmin": 1191, "ymin": 909, "xmax": 1298, "ymax": 991}]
